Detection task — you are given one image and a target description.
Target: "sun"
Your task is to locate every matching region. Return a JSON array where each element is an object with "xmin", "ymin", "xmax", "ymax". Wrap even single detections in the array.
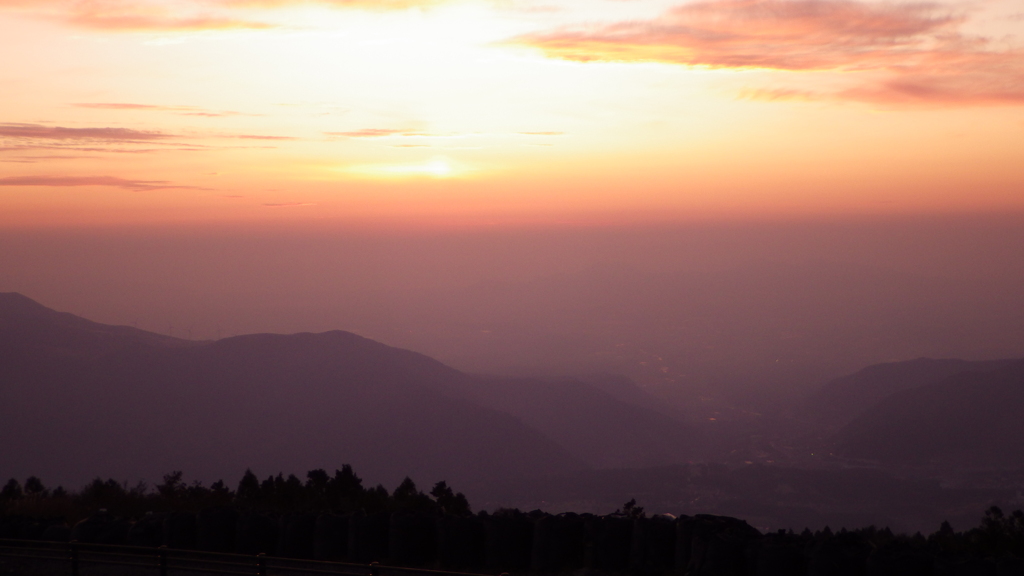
[{"xmin": 425, "ymin": 160, "xmax": 452, "ymax": 177}]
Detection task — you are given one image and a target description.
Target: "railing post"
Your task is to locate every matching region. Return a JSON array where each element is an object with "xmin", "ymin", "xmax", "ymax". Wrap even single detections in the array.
[
  {"xmin": 159, "ymin": 545, "xmax": 169, "ymax": 576},
  {"xmin": 257, "ymin": 552, "xmax": 267, "ymax": 576},
  {"xmin": 369, "ymin": 561, "xmax": 380, "ymax": 576},
  {"xmin": 69, "ymin": 541, "xmax": 79, "ymax": 576}
]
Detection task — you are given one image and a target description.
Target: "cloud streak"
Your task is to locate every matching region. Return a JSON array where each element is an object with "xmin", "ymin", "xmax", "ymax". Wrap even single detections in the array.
[
  {"xmin": 326, "ymin": 129, "xmax": 418, "ymax": 138},
  {"xmin": 514, "ymin": 0, "xmax": 1024, "ymax": 106},
  {"xmin": 0, "ymin": 0, "xmax": 444, "ymax": 32},
  {"xmin": 73, "ymin": 103, "xmax": 195, "ymax": 111},
  {"xmin": 0, "ymin": 175, "xmax": 206, "ymax": 191},
  {"xmin": 231, "ymin": 134, "xmax": 297, "ymax": 140},
  {"xmin": 72, "ymin": 103, "xmax": 246, "ymax": 117},
  {"xmin": 0, "ymin": 123, "xmax": 297, "ymax": 154},
  {"xmin": 0, "ymin": 123, "xmax": 170, "ymax": 142},
  {"xmin": 516, "ymin": 0, "xmax": 959, "ymax": 71}
]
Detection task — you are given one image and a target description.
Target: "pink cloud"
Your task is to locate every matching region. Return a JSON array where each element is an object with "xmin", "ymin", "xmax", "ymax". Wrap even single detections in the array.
[
  {"xmin": 737, "ymin": 88, "xmax": 823, "ymax": 101},
  {"xmin": 843, "ymin": 51, "xmax": 1024, "ymax": 105},
  {"xmin": 514, "ymin": 0, "xmax": 1024, "ymax": 106},
  {"xmin": 516, "ymin": 0, "xmax": 958, "ymax": 70}
]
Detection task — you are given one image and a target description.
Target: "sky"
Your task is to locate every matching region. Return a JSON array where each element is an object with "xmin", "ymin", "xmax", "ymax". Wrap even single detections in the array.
[{"xmin": 1, "ymin": 0, "xmax": 1023, "ymax": 228}]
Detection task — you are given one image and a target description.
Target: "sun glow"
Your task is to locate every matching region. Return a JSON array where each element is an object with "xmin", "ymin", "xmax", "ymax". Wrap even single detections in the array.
[{"xmin": 342, "ymin": 158, "xmax": 461, "ymax": 179}]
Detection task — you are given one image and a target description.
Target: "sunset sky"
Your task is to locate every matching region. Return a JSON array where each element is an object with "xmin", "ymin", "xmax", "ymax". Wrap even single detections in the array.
[{"xmin": 2, "ymin": 0, "xmax": 1023, "ymax": 228}]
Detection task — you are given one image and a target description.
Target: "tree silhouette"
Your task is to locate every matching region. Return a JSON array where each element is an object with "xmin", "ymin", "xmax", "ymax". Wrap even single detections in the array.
[
  {"xmin": 615, "ymin": 499, "xmax": 645, "ymax": 519},
  {"xmin": 393, "ymin": 477, "xmax": 433, "ymax": 511},
  {"xmin": 306, "ymin": 469, "xmax": 330, "ymax": 507},
  {"xmin": 157, "ymin": 472, "xmax": 186, "ymax": 501},
  {"xmin": 0, "ymin": 479, "xmax": 22, "ymax": 502},
  {"xmin": 430, "ymin": 481, "xmax": 471, "ymax": 516},
  {"xmin": 236, "ymin": 470, "xmax": 260, "ymax": 503},
  {"xmin": 23, "ymin": 477, "xmax": 46, "ymax": 497}
]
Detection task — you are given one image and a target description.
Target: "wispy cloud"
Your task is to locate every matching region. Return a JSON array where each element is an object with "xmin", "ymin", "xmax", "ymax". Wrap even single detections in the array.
[
  {"xmin": 514, "ymin": 0, "xmax": 1024, "ymax": 106},
  {"xmin": 73, "ymin": 103, "xmax": 194, "ymax": 111},
  {"xmin": 326, "ymin": 128, "xmax": 416, "ymax": 138},
  {"xmin": 263, "ymin": 201, "xmax": 316, "ymax": 207},
  {"xmin": 842, "ymin": 51, "xmax": 1024, "ymax": 105},
  {"xmin": 0, "ymin": 123, "xmax": 170, "ymax": 141},
  {"xmin": 0, "ymin": 0, "xmax": 444, "ymax": 32},
  {"xmin": 0, "ymin": 0, "xmax": 271, "ymax": 32},
  {"xmin": 0, "ymin": 123, "xmax": 297, "ymax": 154},
  {"xmin": 0, "ymin": 175, "xmax": 206, "ymax": 191},
  {"xmin": 72, "ymin": 103, "xmax": 246, "ymax": 117},
  {"xmin": 738, "ymin": 88, "xmax": 822, "ymax": 102},
  {"xmin": 66, "ymin": 14, "xmax": 272, "ymax": 32},
  {"xmin": 518, "ymin": 131, "xmax": 564, "ymax": 136},
  {"xmin": 516, "ymin": 0, "xmax": 958, "ymax": 70},
  {"xmin": 222, "ymin": 0, "xmax": 445, "ymax": 10},
  {"xmin": 325, "ymin": 128, "xmax": 475, "ymax": 140},
  {"xmin": 231, "ymin": 134, "xmax": 297, "ymax": 140}
]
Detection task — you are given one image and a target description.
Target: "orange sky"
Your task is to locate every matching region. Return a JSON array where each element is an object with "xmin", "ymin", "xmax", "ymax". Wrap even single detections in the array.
[{"xmin": 2, "ymin": 0, "xmax": 1023, "ymax": 228}]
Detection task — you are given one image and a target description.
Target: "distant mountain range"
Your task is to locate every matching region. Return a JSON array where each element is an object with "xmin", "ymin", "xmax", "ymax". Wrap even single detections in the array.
[
  {"xmin": 832, "ymin": 360, "xmax": 1024, "ymax": 465},
  {"xmin": 801, "ymin": 355, "xmax": 1024, "ymax": 465},
  {"xmin": 0, "ymin": 292, "xmax": 697, "ymax": 497},
  {"xmin": 5, "ymin": 290, "xmax": 1024, "ymax": 524},
  {"xmin": 805, "ymin": 357, "xmax": 1016, "ymax": 428}
]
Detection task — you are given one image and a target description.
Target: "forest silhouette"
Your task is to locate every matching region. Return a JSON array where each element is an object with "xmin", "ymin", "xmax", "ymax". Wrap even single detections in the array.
[{"xmin": 3, "ymin": 469, "xmax": 1024, "ymax": 574}]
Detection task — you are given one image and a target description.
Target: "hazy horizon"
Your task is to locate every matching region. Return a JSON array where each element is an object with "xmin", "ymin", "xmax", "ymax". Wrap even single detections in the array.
[{"xmin": 4, "ymin": 212, "xmax": 1024, "ymax": 415}]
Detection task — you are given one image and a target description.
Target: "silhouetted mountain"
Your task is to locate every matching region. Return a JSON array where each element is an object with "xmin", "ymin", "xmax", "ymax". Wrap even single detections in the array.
[
  {"xmin": 0, "ymin": 293, "xmax": 583, "ymax": 493},
  {"xmin": 0, "ymin": 293, "xmax": 697, "ymax": 495},
  {"xmin": 804, "ymin": 357, "xmax": 1015, "ymax": 428},
  {"xmin": 833, "ymin": 360, "xmax": 1024, "ymax": 465}
]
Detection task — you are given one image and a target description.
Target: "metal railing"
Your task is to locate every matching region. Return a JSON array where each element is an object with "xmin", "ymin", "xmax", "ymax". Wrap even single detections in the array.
[{"xmin": 0, "ymin": 539, "xmax": 497, "ymax": 576}]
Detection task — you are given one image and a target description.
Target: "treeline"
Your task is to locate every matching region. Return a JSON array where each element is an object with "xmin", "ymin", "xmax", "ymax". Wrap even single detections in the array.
[
  {"xmin": 2, "ymin": 469, "xmax": 1024, "ymax": 575},
  {"xmin": 0, "ymin": 466, "xmax": 468, "ymax": 521}
]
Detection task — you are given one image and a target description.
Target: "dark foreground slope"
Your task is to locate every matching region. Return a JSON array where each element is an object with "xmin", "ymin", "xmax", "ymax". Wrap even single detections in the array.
[
  {"xmin": 0, "ymin": 293, "xmax": 698, "ymax": 494},
  {"xmin": 833, "ymin": 360, "xmax": 1024, "ymax": 465}
]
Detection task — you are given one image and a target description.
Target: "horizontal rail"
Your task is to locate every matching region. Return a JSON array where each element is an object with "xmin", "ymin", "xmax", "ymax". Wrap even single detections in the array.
[{"xmin": 0, "ymin": 538, "xmax": 497, "ymax": 576}]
